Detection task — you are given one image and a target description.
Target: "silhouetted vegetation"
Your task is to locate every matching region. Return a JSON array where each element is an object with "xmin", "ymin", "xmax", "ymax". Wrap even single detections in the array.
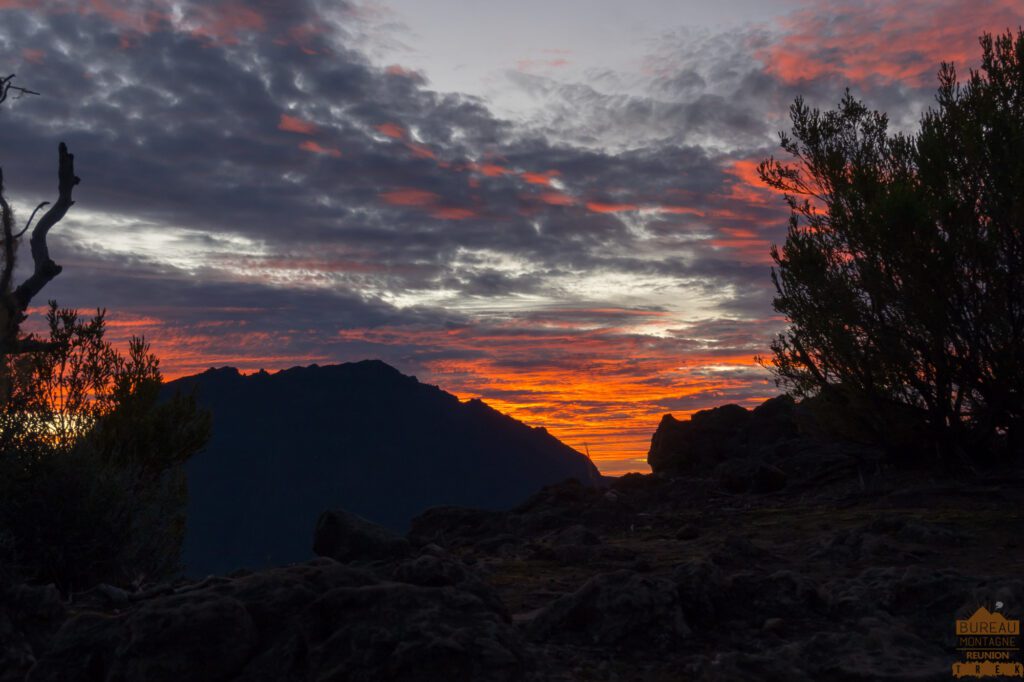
[
  {"xmin": 1, "ymin": 75, "xmax": 76, "ymax": 393},
  {"xmin": 0, "ymin": 84, "xmax": 210, "ymax": 593},
  {"xmin": 0, "ymin": 305, "xmax": 210, "ymax": 593},
  {"xmin": 758, "ymin": 30, "xmax": 1024, "ymax": 468}
]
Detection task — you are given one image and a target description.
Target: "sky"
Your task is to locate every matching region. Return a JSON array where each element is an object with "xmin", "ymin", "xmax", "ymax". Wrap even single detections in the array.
[{"xmin": 1, "ymin": 0, "xmax": 1021, "ymax": 474}]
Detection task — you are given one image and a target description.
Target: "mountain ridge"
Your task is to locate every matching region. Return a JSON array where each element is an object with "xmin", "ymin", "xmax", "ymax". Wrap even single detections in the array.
[{"xmin": 163, "ymin": 359, "xmax": 600, "ymax": 576}]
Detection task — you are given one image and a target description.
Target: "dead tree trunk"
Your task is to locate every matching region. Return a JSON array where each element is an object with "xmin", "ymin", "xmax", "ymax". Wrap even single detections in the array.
[{"xmin": 0, "ymin": 143, "xmax": 80, "ymax": 362}]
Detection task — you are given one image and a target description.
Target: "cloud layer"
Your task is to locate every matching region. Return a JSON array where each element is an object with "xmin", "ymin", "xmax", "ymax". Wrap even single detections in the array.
[{"xmin": 1, "ymin": 0, "xmax": 1020, "ymax": 472}]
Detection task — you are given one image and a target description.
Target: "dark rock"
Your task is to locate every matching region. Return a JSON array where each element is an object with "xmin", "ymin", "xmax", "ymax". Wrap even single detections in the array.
[
  {"xmin": 748, "ymin": 395, "xmax": 799, "ymax": 445},
  {"xmin": 551, "ymin": 544, "xmax": 601, "ymax": 565},
  {"xmin": 391, "ymin": 551, "xmax": 511, "ymax": 623},
  {"xmin": 676, "ymin": 524, "xmax": 701, "ymax": 540},
  {"xmin": 646, "ymin": 394, "xmax": 885, "ymax": 491},
  {"xmin": 313, "ymin": 509, "xmax": 410, "ymax": 563},
  {"xmin": 715, "ymin": 460, "xmax": 788, "ymax": 494},
  {"xmin": 544, "ymin": 524, "xmax": 602, "ymax": 547},
  {"xmin": 75, "ymin": 583, "xmax": 131, "ymax": 610},
  {"xmin": 609, "ymin": 472, "xmax": 662, "ymax": 493},
  {"xmin": 715, "ymin": 535, "xmax": 776, "ymax": 565},
  {"xmin": 794, "ymin": 618, "xmax": 948, "ymax": 680},
  {"xmin": 474, "ymin": 533, "xmax": 520, "ymax": 553},
  {"xmin": 392, "ymin": 553, "xmax": 474, "ymax": 588},
  {"xmin": 692, "ymin": 651, "xmax": 813, "ymax": 682},
  {"xmin": 528, "ymin": 570, "xmax": 690, "ymax": 649},
  {"xmin": 26, "ymin": 558, "xmax": 525, "ymax": 682},
  {"xmin": 407, "ymin": 506, "xmax": 507, "ymax": 549},
  {"xmin": 513, "ymin": 478, "xmax": 604, "ymax": 519},
  {"xmin": 31, "ymin": 591, "xmax": 258, "ymax": 682},
  {"xmin": 724, "ymin": 570, "xmax": 825, "ymax": 622},
  {"xmin": 672, "ymin": 560, "xmax": 724, "ymax": 626},
  {"xmin": 648, "ymin": 404, "xmax": 751, "ymax": 475}
]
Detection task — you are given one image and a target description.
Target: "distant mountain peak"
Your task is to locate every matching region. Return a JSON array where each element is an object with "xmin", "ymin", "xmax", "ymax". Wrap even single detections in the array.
[{"xmin": 163, "ymin": 359, "xmax": 599, "ymax": 575}]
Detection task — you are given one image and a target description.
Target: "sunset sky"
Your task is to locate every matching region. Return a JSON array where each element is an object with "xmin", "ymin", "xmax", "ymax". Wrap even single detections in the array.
[{"xmin": 1, "ymin": 0, "xmax": 1021, "ymax": 473}]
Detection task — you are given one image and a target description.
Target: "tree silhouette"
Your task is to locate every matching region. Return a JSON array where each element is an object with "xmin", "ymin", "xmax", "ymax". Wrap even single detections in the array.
[
  {"xmin": 758, "ymin": 30, "xmax": 1024, "ymax": 466},
  {"xmin": 0, "ymin": 77, "xmax": 79, "ymax": 399},
  {"xmin": 0, "ymin": 76, "xmax": 209, "ymax": 592}
]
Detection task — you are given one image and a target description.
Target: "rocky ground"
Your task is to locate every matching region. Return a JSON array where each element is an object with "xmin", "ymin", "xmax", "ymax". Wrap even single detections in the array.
[{"xmin": 3, "ymin": 399, "xmax": 1023, "ymax": 681}]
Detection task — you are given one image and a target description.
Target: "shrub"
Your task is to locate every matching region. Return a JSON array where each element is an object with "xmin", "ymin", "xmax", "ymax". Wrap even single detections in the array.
[
  {"xmin": 0, "ymin": 303, "xmax": 209, "ymax": 593},
  {"xmin": 758, "ymin": 30, "xmax": 1024, "ymax": 467}
]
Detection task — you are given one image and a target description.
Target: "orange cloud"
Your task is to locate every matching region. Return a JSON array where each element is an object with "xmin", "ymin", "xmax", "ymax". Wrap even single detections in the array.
[
  {"xmin": 430, "ymin": 207, "xmax": 477, "ymax": 220},
  {"xmin": 299, "ymin": 140, "xmax": 342, "ymax": 158},
  {"xmin": 379, "ymin": 188, "xmax": 475, "ymax": 219},
  {"xmin": 538, "ymin": 192, "xmax": 575, "ymax": 206},
  {"xmin": 723, "ymin": 158, "xmax": 777, "ymax": 206},
  {"xmin": 385, "ymin": 64, "xmax": 418, "ymax": 78},
  {"xmin": 279, "ymin": 114, "xmax": 317, "ymax": 135},
  {"xmin": 521, "ymin": 170, "xmax": 561, "ymax": 186},
  {"xmin": 375, "ymin": 123, "xmax": 405, "ymax": 139},
  {"xmin": 21, "ymin": 48, "xmax": 45, "ymax": 63},
  {"xmin": 406, "ymin": 142, "xmax": 438, "ymax": 160},
  {"xmin": 761, "ymin": 0, "xmax": 1024, "ymax": 87},
  {"xmin": 708, "ymin": 228, "xmax": 772, "ymax": 263},
  {"xmin": 379, "ymin": 188, "xmax": 439, "ymax": 207},
  {"xmin": 474, "ymin": 162, "xmax": 513, "ymax": 177},
  {"xmin": 586, "ymin": 201, "xmax": 639, "ymax": 214}
]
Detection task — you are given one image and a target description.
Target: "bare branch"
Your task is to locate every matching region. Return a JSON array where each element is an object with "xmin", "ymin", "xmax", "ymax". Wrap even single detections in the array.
[
  {"xmin": 14, "ymin": 202, "xmax": 51, "ymax": 239},
  {"xmin": 6, "ymin": 335, "xmax": 61, "ymax": 355},
  {"xmin": 0, "ymin": 74, "xmax": 40, "ymax": 104},
  {"xmin": 13, "ymin": 143, "xmax": 79, "ymax": 312}
]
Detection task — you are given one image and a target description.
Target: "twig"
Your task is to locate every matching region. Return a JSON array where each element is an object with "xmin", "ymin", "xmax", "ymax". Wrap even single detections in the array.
[{"xmin": 0, "ymin": 74, "xmax": 40, "ymax": 104}]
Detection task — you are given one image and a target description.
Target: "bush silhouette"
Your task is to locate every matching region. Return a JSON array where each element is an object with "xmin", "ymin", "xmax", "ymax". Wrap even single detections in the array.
[
  {"xmin": 758, "ymin": 30, "xmax": 1024, "ymax": 467},
  {"xmin": 0, "ymin": 304, "xmax": 210, "ymax": 593}
]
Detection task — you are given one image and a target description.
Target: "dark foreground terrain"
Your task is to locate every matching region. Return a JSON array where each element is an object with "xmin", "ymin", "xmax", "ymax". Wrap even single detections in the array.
[{"xmin": 3, "ymin": 399, "xmax": 1022, "ymax": 681}]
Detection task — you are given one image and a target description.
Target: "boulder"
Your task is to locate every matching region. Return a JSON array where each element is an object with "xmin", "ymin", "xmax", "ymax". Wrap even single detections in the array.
[
  {"xmin": 313, "ymin": 509, "xmax": 410, "ymax": 563},
  {"xmin": 715, "ymin": 459, "xmax": 788, "ymax": 494},
  {"xmin": 647, "ymin": 404, "xmax": 751, "ymax": 475},
  {"xmin": 544, "ymin": 524, "xmax": 602, "ymax": 547},
  {"xmin": 748, "ymin": 395, "xmax": 799, "ymax": 445},
  {"xmin": 528, "ymin": 569, "xmax": 690, "ymax": 649},
  {"xmin": 407, "ymin": 506, "xmax": 508, "ymax": 550}
]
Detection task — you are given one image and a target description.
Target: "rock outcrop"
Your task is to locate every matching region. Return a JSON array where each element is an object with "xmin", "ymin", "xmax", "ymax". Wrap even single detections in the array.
[
  {"xmin": 647, "ymin": 395, "xmax": 883, "ymax": 493},
  {"xmin": 312, "ymin": 509, "xmax": 410, "ymax": 562}
]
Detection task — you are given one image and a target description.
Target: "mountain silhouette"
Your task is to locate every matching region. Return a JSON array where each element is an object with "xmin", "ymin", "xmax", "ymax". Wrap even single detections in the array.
[{"xmin": 163, "ymin": 360, "xmax": 600, "ymax": 576}]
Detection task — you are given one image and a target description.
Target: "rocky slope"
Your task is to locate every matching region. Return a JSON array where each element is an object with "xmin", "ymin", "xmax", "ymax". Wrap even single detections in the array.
[
  {"xmin": 3, "ymin": 397, "xmax": 1022, "ymax": 681},
  {"xmin": 163, "ymin": 360, "xmax": 600, "ymax": 575}
]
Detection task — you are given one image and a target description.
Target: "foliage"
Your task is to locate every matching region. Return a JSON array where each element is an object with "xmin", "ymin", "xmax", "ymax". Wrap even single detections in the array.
[
  {"xmin": 758, "ymin": 30, "xmax": 1024, "ymax": 466},
  {"xmin": 0, "ymin": 303, "xmax": 210, "ymax": 593}
]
